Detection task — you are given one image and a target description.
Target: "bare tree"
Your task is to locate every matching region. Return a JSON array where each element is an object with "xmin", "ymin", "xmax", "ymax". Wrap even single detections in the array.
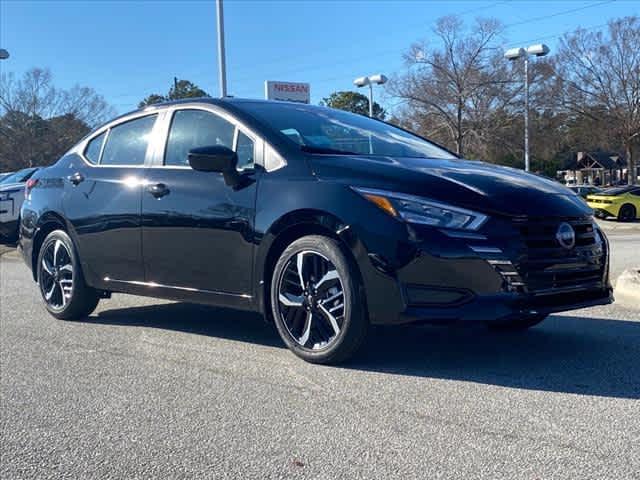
[
  {"xmin": 0, "ymin": 68, "xmax": 115, "ymax": 169},
  {"xmin": 556, "ymin": 16, "xmax": 640, "ymax": 184},
  {"xmin": 388, "ymin": 16, "xmax": 516, "ymax": 157}
]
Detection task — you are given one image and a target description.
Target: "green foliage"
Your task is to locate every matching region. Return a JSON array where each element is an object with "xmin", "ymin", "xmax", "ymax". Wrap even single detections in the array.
[
  {"xmin": 138, "ymin": 94, "xmax": 167, "ymax": 108},
  {"xmin": 138, "ymin": 79, "xmax": 210, "ymax": 108},
  {"xmin": 320, "ymin": 91, "xmax": 385, "ymax": 119}
]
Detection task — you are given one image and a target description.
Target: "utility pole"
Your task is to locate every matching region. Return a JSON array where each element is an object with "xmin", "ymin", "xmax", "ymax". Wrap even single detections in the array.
[
  {"xmin": 216, "ymin": 0, "xmax": 228, "ymax": 97},
  {"xmin": 524, "ymin": 55, "xmax": 530, "ymax": 173}
]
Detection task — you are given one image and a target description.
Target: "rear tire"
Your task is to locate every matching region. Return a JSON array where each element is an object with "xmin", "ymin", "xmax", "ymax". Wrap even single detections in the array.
[
  {"xmin": 37, "ymin": 230, "xmax": 100, "ymax": 320},
  {"xmin": 618, "ymin": 204, "xmax": 636, "ymax": 222},
  {"xmin": 270, "ymin": 235, "xmax": 368, "ymax": 364},
  {"xmin": 486, "ymin": 314, "xmax": 547, "ymax": 332}
]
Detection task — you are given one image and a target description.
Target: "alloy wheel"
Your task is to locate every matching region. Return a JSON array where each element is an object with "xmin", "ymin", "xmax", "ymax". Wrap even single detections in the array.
[
  {"xmin": 277, "ymin": 250, "xmax": 346, "ymax": 350},
  {"xmin": 39, "ymin": 239, "xmax": 74, "ymax": 310}
]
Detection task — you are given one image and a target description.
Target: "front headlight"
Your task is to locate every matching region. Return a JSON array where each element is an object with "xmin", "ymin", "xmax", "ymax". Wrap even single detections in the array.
[{"xmin": 352, "ymin": 187, "xmax": 488, "ymax": 231}]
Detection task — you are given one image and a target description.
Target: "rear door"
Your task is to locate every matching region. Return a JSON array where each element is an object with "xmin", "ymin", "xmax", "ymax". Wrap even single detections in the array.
[
  {"xmin": 141, "ymin": 107, "xmax": 260, "ymax": 301},
  {"xmin": 63, "ymin": 113, "xmax": 161, "ymax": 287}
]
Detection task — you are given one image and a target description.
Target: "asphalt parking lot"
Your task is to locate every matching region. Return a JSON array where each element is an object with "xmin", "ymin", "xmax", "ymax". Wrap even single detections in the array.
[{"xmin": 1, "ymin": 228, "xmax": 639, "ymax": 479}]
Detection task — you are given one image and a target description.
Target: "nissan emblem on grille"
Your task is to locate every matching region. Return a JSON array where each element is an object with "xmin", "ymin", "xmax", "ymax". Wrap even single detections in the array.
[{"xmin": 556, "ymin": 222, "xmax": 576, "ymax": 249}]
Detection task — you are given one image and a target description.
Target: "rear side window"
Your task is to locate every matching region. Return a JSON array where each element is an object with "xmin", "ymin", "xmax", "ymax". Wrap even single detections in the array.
[
  {"xmin": 84, "ymin": 132, "xmax": 106, "ymax": 164},
  {"xmin": 101, "ymin": 115, "xmax": 157, "ymax": 166},
  {"xmin": 165, "ymin": 109, "xmax": 235, "ymax": 166}
]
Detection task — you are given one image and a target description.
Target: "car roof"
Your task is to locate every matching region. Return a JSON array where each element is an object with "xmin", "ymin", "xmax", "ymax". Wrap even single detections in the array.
[{"xmin": 125, "ymin": 97, "xmax": 298, "ymax": 117}]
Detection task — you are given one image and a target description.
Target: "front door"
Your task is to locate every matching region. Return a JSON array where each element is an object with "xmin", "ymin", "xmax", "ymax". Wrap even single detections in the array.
[{"xmin": 141, "ymin": 108, "xmax": 258, "ymax": 299}]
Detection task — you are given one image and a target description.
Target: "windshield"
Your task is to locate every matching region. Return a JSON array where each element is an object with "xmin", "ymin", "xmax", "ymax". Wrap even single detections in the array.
[
  {"xmin": 239, "ymin": 102, "xmax": 456, "ymax": 160},
  {"xmin": 0, "ymin": 168, "xmax": 37, "ymax": 185}
]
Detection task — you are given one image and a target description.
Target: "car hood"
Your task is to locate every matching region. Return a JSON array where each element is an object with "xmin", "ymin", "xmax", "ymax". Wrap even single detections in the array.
[{"xmin": 309, "ymin": 155, "xmax": 591, "ymax": 218}]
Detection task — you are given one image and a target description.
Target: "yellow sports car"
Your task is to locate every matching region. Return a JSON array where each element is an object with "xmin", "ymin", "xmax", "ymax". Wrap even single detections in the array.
[{"xmin": 586, "ymin": 185, "xmax": 640, "ymax": 221}]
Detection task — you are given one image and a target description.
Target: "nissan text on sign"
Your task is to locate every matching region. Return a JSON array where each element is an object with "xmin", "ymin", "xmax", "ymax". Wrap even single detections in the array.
[{"xmin": 265, "ymin": 81, "xmax": 310, "ymax": 104}]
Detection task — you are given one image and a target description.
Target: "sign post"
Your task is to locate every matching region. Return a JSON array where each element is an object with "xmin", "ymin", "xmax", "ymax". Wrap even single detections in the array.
[{"xmin": 265, "ymin": 81, "xmax": 310, "ymax": 103}]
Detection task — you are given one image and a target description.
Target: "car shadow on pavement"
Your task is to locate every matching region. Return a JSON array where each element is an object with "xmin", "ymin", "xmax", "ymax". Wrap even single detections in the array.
[
  {"xmin": 92, "ymin": 302, "xmax": 284, "ymax": 349},
  {"xmin": 89, "ymin": 302, "xmax": 640, "ymax": 399},
  {"xmin": 354, "ymin": 315, "xmax": 640, "ymax": 400}
]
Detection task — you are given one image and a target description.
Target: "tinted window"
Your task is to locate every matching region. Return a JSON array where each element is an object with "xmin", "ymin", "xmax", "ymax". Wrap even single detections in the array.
[
  {"xmin": 165, "ymin": 109, "xmax": 235, "ymax": 166},
  {"xmin": 239, "ymin": 102, "xmax": 456, "ymax": 160},
  {"xmin": 101, "ymin": 115, "xmax": 157, "ymax": 166},
  {"xmin": 84, "ymin": 132, "xmax": 106, "ymax": 164},
  {"xmin": 236, "ymin": 131, "xmax": 255, "ymax": 170}
]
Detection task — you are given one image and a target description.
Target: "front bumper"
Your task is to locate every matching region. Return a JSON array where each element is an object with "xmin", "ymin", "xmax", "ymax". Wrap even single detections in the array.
[
  {"xmin": 397, "ymin": 287, "xmax": 613, "ymax": 324},
  {"xmin": 358, "ymin": 216, "xmax": 613, "ymax": 325}
]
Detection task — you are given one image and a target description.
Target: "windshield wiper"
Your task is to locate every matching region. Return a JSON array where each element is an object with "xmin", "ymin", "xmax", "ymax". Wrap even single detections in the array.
[{"xmin": 300, "ymin": 145, "xmax": 358, "ymax": 155}]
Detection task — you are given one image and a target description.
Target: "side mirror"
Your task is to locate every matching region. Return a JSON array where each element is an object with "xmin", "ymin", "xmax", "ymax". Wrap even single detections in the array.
[
  {"xmin": 188, "ymin": 145, "xmax": 237, "ymax": 173},
  {"xmin": 188, "ymin": 145, "xmax": 243, "ymax": 187}
]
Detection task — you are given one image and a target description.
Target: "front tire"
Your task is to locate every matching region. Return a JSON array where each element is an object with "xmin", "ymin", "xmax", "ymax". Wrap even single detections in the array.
[
  {"xmin": 270, "ymin": 235, "xmax": 368, "ymax": 364},
  {"xmin": 486, "ymin": 314, "xmax": 547, "ymax": 332},
  {"xmin": 37, "ymin": 230, "xmax": 100, "ymax": 320}
]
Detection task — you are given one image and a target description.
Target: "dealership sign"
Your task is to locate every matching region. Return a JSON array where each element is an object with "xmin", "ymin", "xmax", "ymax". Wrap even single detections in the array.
[{"xmin": 265, "ymin": 81, "xmax": 310, "ymax": 103}]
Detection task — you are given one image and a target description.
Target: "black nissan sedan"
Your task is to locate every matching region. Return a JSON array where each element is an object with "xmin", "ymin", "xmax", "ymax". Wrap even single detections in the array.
[{"xmin": 19, "ymin": 98, "xmax": 613, "ymax": 364}]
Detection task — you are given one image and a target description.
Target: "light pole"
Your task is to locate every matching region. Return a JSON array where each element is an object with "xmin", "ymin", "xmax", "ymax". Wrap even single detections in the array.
[
  {"xmin": 215, "ymin": 0, "xmax": 227, "ymax": 97},
  {"xmin": 504, "ymin": 44, "xmax": 550, "ymax": 172},
  {"xmin": 0, "ymin": 49, "xmax": 9, "ymax": 60},
  {"xmin": 353, "ymin": 74, "xmax": 387, "ymax": 117}
]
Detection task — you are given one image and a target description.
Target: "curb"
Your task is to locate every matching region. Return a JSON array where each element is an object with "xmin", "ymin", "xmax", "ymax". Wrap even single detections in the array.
[{"xmin": 614, "ymin": 268, "xmax": 640, "ymax": 310}]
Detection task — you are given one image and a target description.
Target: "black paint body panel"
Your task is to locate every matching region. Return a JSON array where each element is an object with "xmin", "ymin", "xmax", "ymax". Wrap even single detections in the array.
[{"xmin": 19, "ymin": 98, "xmax": 612, "ymax": 325}]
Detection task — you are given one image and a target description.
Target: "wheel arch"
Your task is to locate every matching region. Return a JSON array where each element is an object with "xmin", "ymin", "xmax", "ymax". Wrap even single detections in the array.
[
  {"xmin": 256, "ymin": 209, "xmax": 367, "ymax": 321},
  {"xmin": 30, "ymin": 212, "xmax": 74, "ymax": 282}
]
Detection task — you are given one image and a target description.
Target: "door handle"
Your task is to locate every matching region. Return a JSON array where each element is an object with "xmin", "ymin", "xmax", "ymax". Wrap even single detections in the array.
[
  {"xmin": 67, "ymin": 172, "xmax": 84, "ymax": 186},
  {"xmin": 147, "ymin": 183, "xmax": 170, "ymax": 198}
]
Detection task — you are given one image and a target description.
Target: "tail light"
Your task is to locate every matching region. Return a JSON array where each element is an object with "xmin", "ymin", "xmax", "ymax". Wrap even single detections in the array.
[{"xmin": 25, "ymin": 178, "xmax": 39, "ymax": 198}]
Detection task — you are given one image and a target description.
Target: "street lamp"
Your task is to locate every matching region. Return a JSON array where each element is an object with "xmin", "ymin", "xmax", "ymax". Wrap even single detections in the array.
[
  {"xmin": 353, "ymin": 74, "xmax": 387, "ymax": 117},
  {"xmin": 0, "ymin": 49, "xmax": 9, "ymax": 60},
  {"xmin": 504, "ymin": 44, "xmax": 550, "ymax": 172}
]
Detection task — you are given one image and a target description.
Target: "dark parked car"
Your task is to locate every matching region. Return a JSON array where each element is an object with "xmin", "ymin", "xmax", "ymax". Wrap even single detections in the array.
[{"xmin": 19, "ymin": 99, "xmax": 612, "ymax": 364}]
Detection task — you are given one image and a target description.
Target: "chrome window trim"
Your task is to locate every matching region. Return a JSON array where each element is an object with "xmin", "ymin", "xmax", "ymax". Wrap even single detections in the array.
[
  {"xmin": 73, "ymin": 102, "xmax": 287, "ymax": 172},
  {"xmin": 76, "ymin": 109, "xmax": 166, "ymax": 168},
  {"xmin": 153, "ymin": 104, "xmax": 263, "ymax": 170}
]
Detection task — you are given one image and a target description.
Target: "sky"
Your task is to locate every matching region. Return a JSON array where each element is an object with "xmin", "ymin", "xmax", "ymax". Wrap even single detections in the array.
[{"xmin": 1, "ymin": 0, "xmax": 639, "ymax": 116}]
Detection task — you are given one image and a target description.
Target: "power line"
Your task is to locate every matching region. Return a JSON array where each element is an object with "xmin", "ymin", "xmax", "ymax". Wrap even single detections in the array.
[
  {"xmin": 107, "ymin": 1, "xmax": 620, "ymax": 108},
  {"xmin": 504, "ymin": 0, "xmax": 616, "ymax": 28}
]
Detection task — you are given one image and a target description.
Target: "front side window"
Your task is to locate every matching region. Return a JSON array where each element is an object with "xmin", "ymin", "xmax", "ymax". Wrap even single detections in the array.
[
  {"xmin": 236, "ymin": 131, "xmax": 255, "ymax": 170},
  {"xmin": 84, "ymin": 132, "xmax": 106, "ymax": 164},
  {"xmin": 101, "ymin": 115, "xmax": 157, "ymax": 166},
  {"xmin": 165, "ymin": 109, "xmax": 235, "ymax": 166}
]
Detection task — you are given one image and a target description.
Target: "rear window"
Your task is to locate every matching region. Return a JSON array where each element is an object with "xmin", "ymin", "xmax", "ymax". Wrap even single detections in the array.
[{"xmin": 0, "ymin": 168, "xmax": 37, "ymax": 184}]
